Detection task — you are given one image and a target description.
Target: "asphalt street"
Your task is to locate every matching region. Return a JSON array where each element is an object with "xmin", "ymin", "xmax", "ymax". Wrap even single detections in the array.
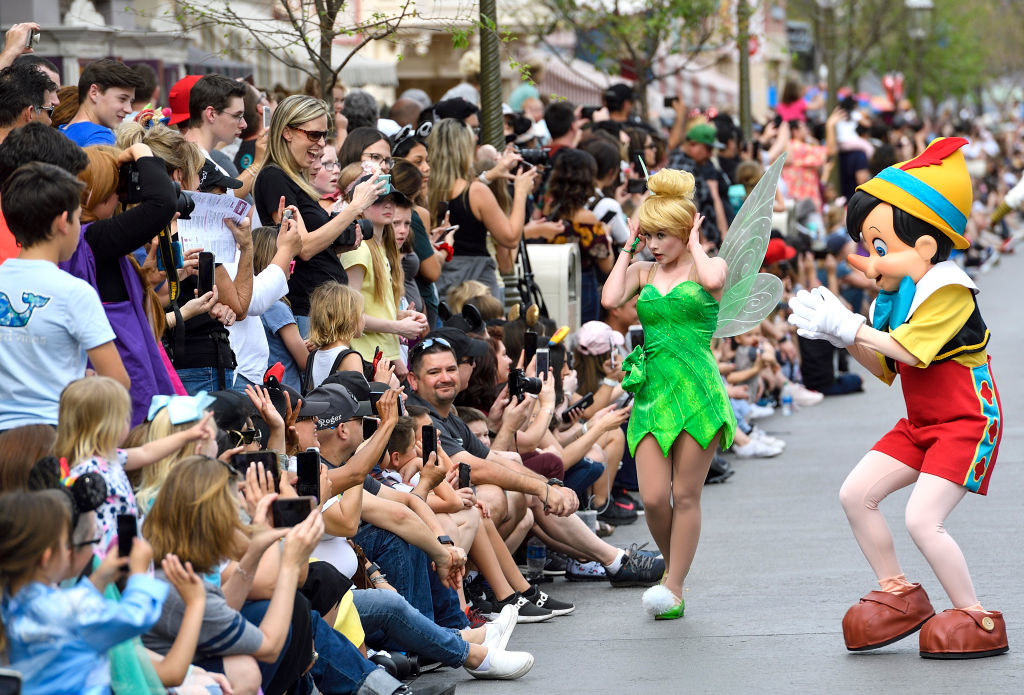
[{"xmin": 416, "ymin": 252, "xmax": 1024, "ymax": 695}]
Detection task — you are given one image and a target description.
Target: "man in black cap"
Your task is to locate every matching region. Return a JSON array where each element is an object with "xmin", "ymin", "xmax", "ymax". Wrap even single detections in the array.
[
  {"xmin": 432, "ymin": 97, "xmax": 480, "ymax": 128},
  {"xmin": 425, "ymin": 327, "xmax": 488, "ymax": 393},
  {"xmin": 603, "ymin": 84, "xmax": 636, "ymax": 124}
]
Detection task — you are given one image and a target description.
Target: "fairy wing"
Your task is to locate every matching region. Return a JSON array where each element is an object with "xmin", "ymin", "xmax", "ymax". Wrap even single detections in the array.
[{"xmin": 713, "ymin": 153, "xmax": 787, "ymax": 338}]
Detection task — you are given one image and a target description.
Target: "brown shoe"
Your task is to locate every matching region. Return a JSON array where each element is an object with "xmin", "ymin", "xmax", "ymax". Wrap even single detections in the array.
[
  {"xmin": 919, "ymin": 609, "xmax": 1009, "ymax": 659},
  {"xmin": 842, "ymin": 583, "xmax": 935, "ymax": 651}
]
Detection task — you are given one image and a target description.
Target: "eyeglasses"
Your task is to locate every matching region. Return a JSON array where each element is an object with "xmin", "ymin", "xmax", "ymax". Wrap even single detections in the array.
[
  {"xmin": 36, "ymin": 105, "xmax": 54, "ymax": 117},
  {"xmin": 410, "ymin": 336, "xmax": 452, "ymax": 359},
  {"xmin": 322, "ymin": 160, "xmax": 341, "ymax": 171},
  {"xmin": 72, "ymin": 536, "xmax": 101, "ymax": 549},
  {"xmin": 292, "ymin": 126, "xmax": 328, "ymax": 143},
  {"xmin": 219, "ymin": 110, "xmax": 246, "ymax": 123},
  {"xmin": 227, "ymin": 428, "xmax": 261, "ymax": 448},
  {"xmin": 458, "ymin": 356, "xmax": 475, "ymax": 367},
  {"xmin": 362, "ymin": 152, "xmax": 393, "ymax": 169}
]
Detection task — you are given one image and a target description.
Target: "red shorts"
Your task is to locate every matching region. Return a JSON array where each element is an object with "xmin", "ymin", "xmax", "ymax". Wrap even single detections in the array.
[{"xmin": 872, "ymin": 358, "xmax": 1001, "ymax": 495}]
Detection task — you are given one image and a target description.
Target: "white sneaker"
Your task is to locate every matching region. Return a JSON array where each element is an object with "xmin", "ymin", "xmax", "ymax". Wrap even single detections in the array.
[
  {"xmin": 791, "ymin": 384, "xmax": 824, "ymax": 406},
  {"xmin": 750, "ymin": 427, "xmax": 785, "ymax": 449},
  {"xmin": 466, "ymin": 648, "xmax": 535, "ymax": 680},
  {"xmin": 733, "ymin": 439, "xmax": 783, "ymax": 458},
  {"xmin": 748, "ymin": 403, "xmax": 775, "ymax": 419},
  {"xmin": 483, "ymin": 604, "xmax": 518, "ymax": 652}
]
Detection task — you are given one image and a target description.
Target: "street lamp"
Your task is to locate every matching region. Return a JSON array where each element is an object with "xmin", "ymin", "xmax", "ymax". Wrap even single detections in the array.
[{"xmin": 905, "ymin": 0, "xmax": 933, "ymax": 115}]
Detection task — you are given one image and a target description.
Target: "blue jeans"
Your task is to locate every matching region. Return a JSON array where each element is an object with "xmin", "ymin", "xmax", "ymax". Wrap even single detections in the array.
[
  {"xmin": 295, "ymin": 314, "xmax": 310, "ymax": 339},
  {"xmin": 232, "ymin": 373, "xmax": 258, "ymax": 392},
  {"xmin": 176, "ymin": 367, "xmax": 235, "ymax": 394},
  {"xmin": 353, "ymin": 589, "xmax": 469, "ymax": 667},
  {"xmin": 428, "ymin": 563, "xmax": 469, "ymax": 630},
  {"xmin": 580, "ymin": 268, "xmax": 599, "ymax": 324},
  {"xmin": 563, "ymin": 457, "xmax": 605, "ymax": 502},
  {"xmin": 821, "ymin": 372, "xmax": 864, "ymax": 396},
  {"xmin": 305, "ymin": 611, "xmax": 401, "ymax": 695},
  {"xmin": 354, "ymin": 524, "xmax": 434, "ymax": 621},
  {"xmin": 614, "ymin": 421, "xmax": 638, "ymax": 491}
]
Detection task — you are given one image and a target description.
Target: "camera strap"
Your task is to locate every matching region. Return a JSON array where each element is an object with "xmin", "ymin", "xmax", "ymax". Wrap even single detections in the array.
[{"xmin": 156, "ymin": 224, "xmax": 186, "ymax": 358}]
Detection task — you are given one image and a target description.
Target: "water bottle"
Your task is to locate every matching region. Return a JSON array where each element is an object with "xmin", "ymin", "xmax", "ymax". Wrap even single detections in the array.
[
  {"xmin": 781, "ymin": 383, "xmax": 793, "ymax": 416},
  {"xmin": 526, "ymin": 537, "xmax": 547, "ymax": 579}
]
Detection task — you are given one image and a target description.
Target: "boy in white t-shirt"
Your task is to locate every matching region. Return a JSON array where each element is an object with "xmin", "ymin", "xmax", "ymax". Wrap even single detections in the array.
[{"xmin": 0, "ymin": 162, "xmax": 127, "ymax": 429}]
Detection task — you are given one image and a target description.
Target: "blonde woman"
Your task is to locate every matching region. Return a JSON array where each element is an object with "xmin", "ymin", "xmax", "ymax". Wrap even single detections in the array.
[
  {"xmin": 426, "ymin": 118, "xmax": 535, "ymax": 299},
  {"xmin": 601, "ymin": 168, "xmax": 732, "ymax": 620},
  {"xmin": 252, "ymin": 95, "xmax": 385, "ymax": 335}
]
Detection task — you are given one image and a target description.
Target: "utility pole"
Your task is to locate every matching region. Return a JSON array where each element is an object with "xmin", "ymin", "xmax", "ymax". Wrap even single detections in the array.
[
  {"xmin": 818, "ymin": 0, "xmax": 838, "ymax": 111},
  {"xmin": 737, "ymin": 0, "xmax": 751, "ymax": 140},
  {"xmin": 478, "ymin": 0, "xmax": 504, "ymax": 149}
]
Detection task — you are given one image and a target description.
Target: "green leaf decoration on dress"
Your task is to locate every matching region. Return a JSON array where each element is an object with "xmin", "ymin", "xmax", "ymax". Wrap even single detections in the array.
[{"xmin": 713, "ymin": 153, "xmax": 787, "ymax": 338}]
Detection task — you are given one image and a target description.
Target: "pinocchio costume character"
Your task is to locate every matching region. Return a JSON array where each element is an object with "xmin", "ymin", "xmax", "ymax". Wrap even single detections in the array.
[{"xmin": 788, "ymin": 137, "xmax": 1007, "ymax": 659}]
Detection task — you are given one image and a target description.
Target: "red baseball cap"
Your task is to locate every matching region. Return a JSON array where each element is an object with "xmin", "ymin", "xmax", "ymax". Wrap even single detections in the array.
[
  {"xmin": 763, "ymin": 237, "xmax": 796, "ymax": 266},
  {"xmin": 167, "ymin": 74, "xmax": 202, "ymax": 126}
]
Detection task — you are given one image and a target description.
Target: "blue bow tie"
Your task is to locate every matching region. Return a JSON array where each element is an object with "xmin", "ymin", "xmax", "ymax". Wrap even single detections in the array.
[
  {"xmin": 148, "ymin": 391, "xmax": 215, "ymax": 424},
  {"xmin": 872, "ymin": 276, "xmax": 916, "ymax": 332}
]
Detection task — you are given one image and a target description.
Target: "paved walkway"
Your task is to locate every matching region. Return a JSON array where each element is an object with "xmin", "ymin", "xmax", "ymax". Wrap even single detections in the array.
[{"xmin": 417, "ymin": 253, "xmax": 1024, "ymax": 694}]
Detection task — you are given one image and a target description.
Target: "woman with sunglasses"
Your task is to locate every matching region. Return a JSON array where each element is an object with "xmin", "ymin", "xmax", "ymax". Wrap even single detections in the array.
[{"xmin": 253, "ymin": 95, "xmax": 386, "ymax": 338}]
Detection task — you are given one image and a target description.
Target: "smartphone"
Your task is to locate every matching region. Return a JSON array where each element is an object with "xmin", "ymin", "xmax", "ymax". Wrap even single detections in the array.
[
  {"xmin": 580, "ymin": 106, "xmax": 599, "ymax": 121},
  {"xmin": 562, "ymin": 392, "xmax": 595, "ymax": 422},
  {"xmin": 609, "ymin": 340, "xmax": 618, "ymax": 369},
  {"xmin": 376, "ymin": 174, "xmax": 392, "ymax": 195},
  {"xmin": 282, "ymin": 208, "xmax": 294, "ymax": 222},
  {"xmin": 440, "ymin": 225, "xmax": 459, "ymax": 234},
  {"xmin": 369, "ymin": 390, "xmax": 383, "ymax": 415},
  {"xmin": 156, "ymin": 240, "xmax": 183, "ymax": 271},
  {"xmin": 295, "ymin": 450, "xmax": 320, "ymax": 503},
  {"xmin": 663, "ymin": 96, "xmax": 677, "ymax": 108},
  {"xmin": 458, "ymin": 462, "xmax": 471, "ymax": 489},
  {"xmin": 0, "ymin": 667, "xmax": 22, "ymax": 695},
  {"xmin": 372, "ymin": 347, "xmax": 384, "ymax": 376},
  {"xmin": 271, "ymin": 497, "xmax": 316, "ymax": 527},
  {"xmin": 535, "ymin": 347, "xmax": 549, "ymax": 378},
  {"xmin": 26, "ymin": 29, "xmax": 39, "ymax": 48},
  {"xmin": 626, "ymin": 178, "xmax": 648, "ymax": 194},
  {"xmin": 421, "ymin": 424, "xmax": 436, "ymax": 465},
  {"xmin": 523, "ymin": 331, "xmax": 538, "ymax": 368},
  {"xmin": 362, "ymin": 416, "xmax": 379, "ymax": 440},
  {"xmin": 627, "ymin": 325, "xmax": 645, "ymax": 351},
  {"xmin": 116, "ymin": 514, "xmax": 137, "ymax": 558},
  {"xmin": 231, "ymin": 451, "xmax": 279, "ymax": 491},
  {"xmin": 197, "ymin": 251, "xmax": 215, "ymax": 295},
  {"xmin": 621, "ymin": 392, "xmax": 635, "ymax": 408},
  {"xmin": 262, "ymin": 105, "xmax": 271, "ymax": 130}
]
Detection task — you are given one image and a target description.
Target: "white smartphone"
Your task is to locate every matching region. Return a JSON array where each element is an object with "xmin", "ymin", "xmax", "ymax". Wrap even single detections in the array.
[{"xmin": 262, "ymin": 106, "xmax": 271, "ymax": 130}]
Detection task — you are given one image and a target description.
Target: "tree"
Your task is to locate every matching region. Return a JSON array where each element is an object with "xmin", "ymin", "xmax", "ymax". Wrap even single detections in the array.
[
  {"xmin": 167, "ymin": 0, "xmax": 419, "ymax": 101},
  {"xmin": 529, "ymin": 0, "xmax": 726, "ymax": 116}
]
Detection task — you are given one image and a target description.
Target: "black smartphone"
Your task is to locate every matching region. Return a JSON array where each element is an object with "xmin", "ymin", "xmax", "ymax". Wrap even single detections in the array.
[
  {"xmin": 231, "ymin": 451, "xmax": 280, "ymax": 491},
  {"xmin": 369, "ymin": 391, "xmax": 383, "ymax": 416},
  {"xmin": 627, "ymin": 325, "xmax": 645, "ymax": 351},
  {"xmin": 580, "ymin": 105, "xmax": 599, "ymax": 121},
  {"xmin": 271, "ymin": 496, "xmax": 316, "ymax": 527},
  {"xmin": 562, "ymin": 392, "xmax": 595, "ymax": 422},
  {"xmin": 197, "ymin": 251, "xmax": 215, "ymax": 295},
  {"xmin": 295, "ymin": 449, "xmax": 320, "ymax": 503},
  {"xmin": 0, "ymin": 668, "xmax": 22, "ymax": 695},
  {"xmin": 523, "ymin": 331, "xmax": 538, "ymax": 368},
  {"xmin": 362, "ymin": 416, "xmax": 379, "ymax": 440},
  {"xmin": 421, "ymin": 424, "xmax": 436, "ymax": 465},
  {"xmin": 626, "ymin": 178, "xmax": 648, "ymax": 194},
  {"xmin": 116, "ymin": 513, "xmax": 137, "ymax": 558},
  {"xmin": 621, "ymin": 392, "xmax": 635, "ymax": 408},
  {"xmin": 535, "ymin": 347, "xmax": 549, "ymax": 378},
  {"xmin": 458, "ymin": 462, "xmax": 471, "ymax": 489},
  {"xmin": 663, "ymin": 96, "xmax": 677, "ymax": 108}
]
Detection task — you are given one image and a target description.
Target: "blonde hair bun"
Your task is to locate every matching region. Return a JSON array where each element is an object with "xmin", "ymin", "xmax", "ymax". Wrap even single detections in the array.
[{"xmin": 647, "ymin": 169, "xmax": 695, "ymax": 201}]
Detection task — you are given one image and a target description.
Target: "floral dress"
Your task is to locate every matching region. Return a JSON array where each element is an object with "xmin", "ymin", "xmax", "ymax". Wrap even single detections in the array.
[{"xmin": 70, "ymin": 449, "xmax": 137, "ymax": 548}]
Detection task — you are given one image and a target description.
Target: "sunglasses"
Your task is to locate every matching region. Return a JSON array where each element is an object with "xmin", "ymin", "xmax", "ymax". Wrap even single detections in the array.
[
  {"xmin": 227, "ymin": 428, "xmax": 261, "ymax": 448},
  {"xmin": 36, "ymin": 105, "xmax": 55, "ymax": 117},
  {"xmin": 291, "ymin": 126, "xmax": 328, "ymax": 143},
  {"xmin": 410, "ymin": 336, "xmax": 452, "ymax": 358}
]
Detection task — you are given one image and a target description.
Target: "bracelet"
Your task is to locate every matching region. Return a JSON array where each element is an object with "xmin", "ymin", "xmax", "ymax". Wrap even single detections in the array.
[
  {"xmin": 628, "ymin": 237, "xmax": 641, "ymax": 255},
  {"xmin": 580, "ymin": 422, "xmax": 588, "ymax": 434},
  {"xmin": 434, "ymin": 241, "xmax": 454, "ymax": 262},
  {"xmin": 602, "ymin": 377, "xmax": 619, "ymax": 388},
  {"xmin": 370, "ymin": 573, "xmax": 388, "ymax": 585}
]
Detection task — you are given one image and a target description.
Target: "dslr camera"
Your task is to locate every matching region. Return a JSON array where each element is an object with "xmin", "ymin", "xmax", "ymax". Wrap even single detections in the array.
[
  {"xmin": 331, "ymin": 217, "xmax": 373, "ymax": 253},
  {"xmin": 518, "ymin": 148, "xmax": 550, "ymax": 167},
  {"xmin": 507, "ymin": 367, "xmax": 541, "ymax": 401},
  {"xmin": 118, "ymin": 162, "xmax": 195, "ymax": 219}
]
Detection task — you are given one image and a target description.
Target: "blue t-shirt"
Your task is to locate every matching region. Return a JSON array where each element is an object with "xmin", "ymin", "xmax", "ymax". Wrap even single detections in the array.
[
  {"xmin": 58, "ymin": 121, "xmax": 115, "ymax": 147},
  {"xmin": 0, "ymin": 259, "xmax": 116, "ymax": 428},
  {"xmin": 262, "ymin": 300, "xmax": 301, "ymax": 392}
]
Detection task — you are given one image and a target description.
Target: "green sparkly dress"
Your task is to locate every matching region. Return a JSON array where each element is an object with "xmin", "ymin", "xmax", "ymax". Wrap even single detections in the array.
[{"xmin": 621, "ymin": 280, "xmax": 736, "ymax": 457}]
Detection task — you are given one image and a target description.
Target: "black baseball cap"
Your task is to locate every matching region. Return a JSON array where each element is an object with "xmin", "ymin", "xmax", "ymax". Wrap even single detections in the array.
[
  {"xmin": 427, "ymin": 327, "xmax": 489, "ymax": 362},
  {"xmin": 434, "ymin": 97, "xmax": 480, "ymax": 121},
  {"xmin": 320, "ymin": 371, "xmax": 374, "ymax": 417},
  {"xmin": 604, "ymin": 84, "xmax": 636, "ymax": 104},
  {"xmin": 304, "ymin": 384, "xmax": 360, "ymax": 430},
  {"xmin": 198, "ymin": 159, "xmax": 242, "ymax": 192},
  {"xmin": 207, "ymin": 390, "xmax": 255, "ymax": 432}
]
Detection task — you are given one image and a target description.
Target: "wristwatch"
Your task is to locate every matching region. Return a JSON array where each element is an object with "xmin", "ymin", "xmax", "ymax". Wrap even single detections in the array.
[
  {"xmin": 366, "ymin": 562, "xmax": 382, "ymax": 577},
  {"xmin": 437, "ymin": 535, "xmax": 455, "ymax": 546},
  {"xmin": 547, "ymin": 478, "xmax": 564, "ymax": 487}
]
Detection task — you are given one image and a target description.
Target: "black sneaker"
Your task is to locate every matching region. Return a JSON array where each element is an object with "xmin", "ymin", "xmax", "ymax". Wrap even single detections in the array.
[
  {"xmin": 607, "ymin": 544, "xmax": 665, "ymax": 587},
  {"xmin": 522, "ymin": 584, "xmax": 575, "ymax": 616},
  {"xmin": 543, "ymin": 551, "xmax": 567, "ymax": 576},
  {"xmin": 493, "ymin": 591, "xmax": 554, "ymax": 623},
  {"xmin": 597, "ymin": 499, "xmax": 638, "ymax": 525},
  {"xmin": 705, "ymin": 455, "xmax": 734, "ymax": 485},
  {"xmin": 614, "ymin": 487, "xmax": 644, "ymax": 514}
]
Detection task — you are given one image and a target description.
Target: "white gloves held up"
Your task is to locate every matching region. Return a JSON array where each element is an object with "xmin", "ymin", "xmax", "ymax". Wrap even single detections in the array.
[{"xmin": 787, "ymin": 286, "xmax": 866, "ymax": 348}]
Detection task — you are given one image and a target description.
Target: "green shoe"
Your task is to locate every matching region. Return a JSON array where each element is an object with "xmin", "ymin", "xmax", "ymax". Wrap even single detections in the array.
[{"xmin": 655, "ymin": 597, "xmax": 685, "ymax": 620}]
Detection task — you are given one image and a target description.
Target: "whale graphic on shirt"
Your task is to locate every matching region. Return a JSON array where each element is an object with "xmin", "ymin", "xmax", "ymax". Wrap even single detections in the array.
[{"xmin": 0, "ymin": 292, "xmax": 50, "ymax": 327}]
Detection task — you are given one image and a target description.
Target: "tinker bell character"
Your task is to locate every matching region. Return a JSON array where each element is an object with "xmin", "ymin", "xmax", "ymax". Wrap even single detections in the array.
[
  {"xmin": 788, "ymin": 137, "xmax": 1007, "ymax": 659},
  {"xmin": 602, "ymin": 156, "xmax": 786, "ymax": 619}
]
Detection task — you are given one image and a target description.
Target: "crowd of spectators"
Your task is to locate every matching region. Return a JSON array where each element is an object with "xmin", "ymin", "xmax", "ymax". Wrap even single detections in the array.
[{"xmin": 0, "ymin": 19, "xmax": 1021, "ymax": 695}]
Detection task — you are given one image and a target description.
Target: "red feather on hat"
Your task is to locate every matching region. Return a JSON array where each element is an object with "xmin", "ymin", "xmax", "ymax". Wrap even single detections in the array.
[{"xmin": 898, "ymin": 137, "xmax": 968, "ymax": 171}]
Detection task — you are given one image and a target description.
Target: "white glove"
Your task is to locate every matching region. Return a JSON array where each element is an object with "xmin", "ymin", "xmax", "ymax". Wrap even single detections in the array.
[{"xmin": 787, "ymin": 287, "xmax": 865, "ymax": 347}]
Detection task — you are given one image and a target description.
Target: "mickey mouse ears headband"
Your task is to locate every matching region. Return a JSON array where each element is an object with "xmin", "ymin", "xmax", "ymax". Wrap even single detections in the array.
[
  {"xmin": 391, "ymin": 122, "xmax": 432, "ymax": 154},
  {"xmin": 28, "ymin": 456, "xmax": 108, "ymax": 528}
]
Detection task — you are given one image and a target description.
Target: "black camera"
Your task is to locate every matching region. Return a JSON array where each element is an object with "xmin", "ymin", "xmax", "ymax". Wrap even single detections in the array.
[
  {"xmin": 174, "ymin": 183, "xmax": 194, "ymax": 220},
  {"xmin": 507, "ymin": 368, "xmax": 541, "ymax": 401},
  {"xmin": 117, "ymin": 162, "xmax": 194, "ymax": 220},
  {"xmin": 518, "ymin": 148, "xmax": 550, "ymax": 167},
  {"xmin": 332, "ymin": 218, "xmax": 372, "ymax": 253}
]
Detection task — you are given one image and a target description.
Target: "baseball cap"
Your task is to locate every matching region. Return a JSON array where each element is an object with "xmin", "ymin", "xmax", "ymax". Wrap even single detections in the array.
[
  {"xmin": 686, "ymin": 123, "xmax": 725, "ymax": 149},
  {"xmin": 604, "ymin": 84, "xmax": 636, "ymax": 104},
  {"xmin": 575, "ymin": 321, "xmax": 624, "ymax": 356},
  {"xmin": 763, "ymin": 237, "xmax": 797, "ymax": 265},
  {"xmin": 320, "ymin": 371, "xmax": 374, "ymax": 417},
  {"xmin": 425, "ymin": 327, "xmax": 488, "ymax": 362},
  {"xmin": 207, "ymin": 390, "xmax": 255, "ymax": 432},
  {"xmin": 434, "ymin": 97, "xmax": 480, "ymax": 121},
  {"xmin": 304, "ymin": 384, "xmax": 360, "ymax": 430},
  {"xmin": 167, "ymin": 75, "xmax": 202, "ymax": 126},
  {"xmin": 198, "ymin": 159, "xmax": 242, "ymax": 193}
]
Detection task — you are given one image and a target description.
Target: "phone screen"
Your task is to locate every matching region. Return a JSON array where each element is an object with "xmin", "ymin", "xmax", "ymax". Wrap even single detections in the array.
[
  {"xmin": 523, "ymin": 331, "xmax": 538, "ymax": 368},
  {"xmin": 458, "ymin": 462, "xmax": 471, "ymax": 489},
  {"xmin": 627, "ymin": 325, "xmax": 645, "ymax": 351},
  {"xmin": 117, "ymin": 514, "xmax": 137, "ymax": 558},
  {"xmin": 421, "ymin": 425, "xmax": 436, "ymax": 465},
  {"xmin": 362, "ymin": 416, "xmax": 379, "ymax": 441},
  {"xmin": 197, "ymin": 251, "xmax": 215, "ymax": 295},
  {"xmin": 231, "ymin": 452, "xmax": 279, "ymax": 491},
  {"xmin": 271, "ymin": 497, "xmax": 315, "ymax": 527},
  {"xmin": 262, "ymin": 105, "xmax": 271, "ymax": 130},
  {"xmin": 535, "ymin": 348, "xmax": 549, "ymax": 378},
  {"xmin": 295, "ymin": 450, "xmax": 320, "ymax": 503}
]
